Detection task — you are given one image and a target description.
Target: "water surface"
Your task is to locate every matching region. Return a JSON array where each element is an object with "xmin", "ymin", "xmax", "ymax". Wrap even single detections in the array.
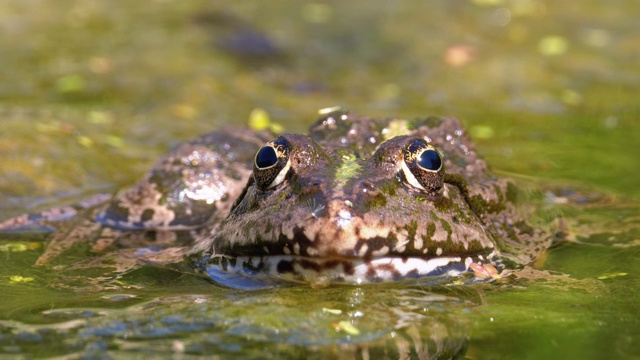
[{"xmin": 1, "ymin": 1, "xmax": 638, "ymax": 358}]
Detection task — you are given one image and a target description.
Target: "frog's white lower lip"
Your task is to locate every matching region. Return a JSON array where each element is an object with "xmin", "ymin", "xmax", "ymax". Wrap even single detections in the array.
[{"xmin": 203, "ymin": 253, "xmax": 499, "ymax": 288}]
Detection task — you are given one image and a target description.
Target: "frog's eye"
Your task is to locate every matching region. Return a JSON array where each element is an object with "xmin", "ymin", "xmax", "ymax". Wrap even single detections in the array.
[
  {"xmin": 401, "ymin": 139, "xmax": 444, "ymax": 194},
  {"xmin": 253, "ymin": 137, "xmax": 292, "ymax": 191}
]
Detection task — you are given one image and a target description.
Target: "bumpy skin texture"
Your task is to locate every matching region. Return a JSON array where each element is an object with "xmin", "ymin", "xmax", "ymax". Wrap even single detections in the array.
[
  {"xmin": 0, "ymin": 128, "xmax": 272, "ymax": 268},
  {"xmin": 0, "ymin": 111, "xmax": 553, "ymax": 279},
  {"xmin": 96, "ymin": 128, "xmax": 273, "ymax": 233},
  {"xmin": 203, "ymin": 112, "xmax": 553, "ymax": 270}
]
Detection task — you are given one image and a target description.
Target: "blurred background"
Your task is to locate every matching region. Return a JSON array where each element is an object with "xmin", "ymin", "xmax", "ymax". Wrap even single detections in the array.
[{"xmin": 1, "ymin": 0, "xmax": 638, "ymax": 217}]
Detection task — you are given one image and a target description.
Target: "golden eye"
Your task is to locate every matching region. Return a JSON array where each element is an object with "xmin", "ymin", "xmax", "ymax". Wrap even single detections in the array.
[
  {"xmin": 416, "ymin": 147, "xmax": 442, "ymax": 172},
  {"xmin": 401, "ymin": 139, "xmax": 444, "ymax": 194},
  {"xmin": 253, "ymin": 137, "xmax": 291, "ymax": 191}
]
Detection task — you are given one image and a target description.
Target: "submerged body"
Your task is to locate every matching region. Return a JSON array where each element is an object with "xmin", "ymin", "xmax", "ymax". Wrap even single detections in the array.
[{"xmin": 1, "ymin": 110, "xmax": 554, "ymax": 284}]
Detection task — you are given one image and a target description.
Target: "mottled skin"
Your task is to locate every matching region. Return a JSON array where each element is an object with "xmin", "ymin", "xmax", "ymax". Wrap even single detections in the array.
[
  {"xmin": 96, "ymin": 128, "xmax": 273, "ymax": 233},
  {"xmin": 0, "ymin": 128, "xmax": 272, "ymax": 268},
  {"xmin": 0, "ymin": 110, "xmax": 553, "ymax": 283},
  {"xmin": 200, "ymin": 111, "xmax": 553, "ymax": 282}
]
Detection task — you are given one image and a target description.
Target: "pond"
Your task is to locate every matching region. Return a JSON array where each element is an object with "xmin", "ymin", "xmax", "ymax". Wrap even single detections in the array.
[{"xmin": 1, "ymin": 1, "xmax": 638, "ymax": 358}]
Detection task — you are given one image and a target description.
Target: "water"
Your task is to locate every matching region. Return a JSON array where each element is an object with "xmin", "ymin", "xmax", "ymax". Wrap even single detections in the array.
[{"xmin": 1, "ymin": 1, "xmax": 639, "ymax": 358}]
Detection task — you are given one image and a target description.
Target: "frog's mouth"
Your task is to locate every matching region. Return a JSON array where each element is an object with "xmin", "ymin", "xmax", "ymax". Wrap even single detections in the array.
[
  {"xmin": 203, "ymin": 252, "xmax": 499, "ymax": 288},
  {"xmin": 202, "ymin": 174, "xmax": 502, "ymax": 287}
]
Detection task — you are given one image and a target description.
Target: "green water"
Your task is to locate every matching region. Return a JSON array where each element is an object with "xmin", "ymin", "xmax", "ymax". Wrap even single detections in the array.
[{"xmin": 1, "ymin": 1, "xmax": 639, "ymax": 358}]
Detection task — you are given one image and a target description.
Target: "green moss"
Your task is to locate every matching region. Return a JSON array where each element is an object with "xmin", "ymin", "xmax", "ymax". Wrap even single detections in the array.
[
  {"xmin": 506, "ymin": 181, "xmax": 519, "ymax": 204},
  {"xmin": 378, "ymin": 181, "xmax": 398, "ymax": 197},
  {"xmin": 514, "ymin": 220, "xmax": 534, "ymax": 236},
  {"xmin": 334, "ymin": 152, "xmax": 362, "ymax": 187},
  {"xmin": 405, "ymin": 220, "xmax": 418, "ymax": 240},
  {"xmin": 443, "ymin": 173, "xmax": 469, "ymax": 198},
  {"xmin": 493, "ymin": 184, "xmax": 504, "ymax": 205},
  {"xmin": 432, "ymin": 195, "xmax": 454, "ymax": 212},
  {"xmin": 453, "ymin": 204, "xmax": 471, "ymax": 223},
  {"xmin": 363, "ymin": 194, "xmax": 387, "ymax": 211},
  {"xmin": 440, "ymin": 218, "xmax": 453, "ymax": 241},
  {"xmin": 425, "ymin": 222, "xmax": 436, "ymax": 241},
  {"xmin": 468, "ymin": 194, "xmax": 488, "ymax": 215},
  {"xmin": 277, "ymin": 190, "xmax": 290, "ymax": 203}
]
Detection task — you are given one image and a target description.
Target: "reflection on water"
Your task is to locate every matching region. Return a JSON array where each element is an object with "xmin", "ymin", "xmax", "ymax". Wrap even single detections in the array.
[
  {"xmin": 2, "ymin": 189, "xmax": 638, "ymax": 358},
  {"xmin": 1, "ymin": 285, "xmax": 476, "ymax": 359}
]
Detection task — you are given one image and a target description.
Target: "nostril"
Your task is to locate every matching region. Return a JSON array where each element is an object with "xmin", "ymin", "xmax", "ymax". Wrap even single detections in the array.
[
  {"xmin": 302, "ymin": 182, "xmax": 322, "ymax": 195},
  {"xmin": 358, "ymin": 181, "xmax": 380, "ymax": 196}
]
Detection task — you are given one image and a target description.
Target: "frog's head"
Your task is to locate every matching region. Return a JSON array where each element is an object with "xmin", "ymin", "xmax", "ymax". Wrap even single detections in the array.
[{"xmin": 206, "ymin": 131, "xmax": 499, "ymax": 284}]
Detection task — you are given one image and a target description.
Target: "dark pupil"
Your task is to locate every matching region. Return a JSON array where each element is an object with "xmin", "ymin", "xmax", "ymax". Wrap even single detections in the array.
[
  {"xmin": 418, "ymin": 149, "xmax": 441, "ymax": 171},
  {"xmin": 256, "ymin": 146, "xmax": 278, "ymax": 169}
]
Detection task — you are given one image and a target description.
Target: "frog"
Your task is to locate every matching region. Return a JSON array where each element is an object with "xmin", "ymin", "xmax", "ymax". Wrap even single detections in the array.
[{"xmin": 0, "ymin": 108, "xmax": 556, "ymax": 285}]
